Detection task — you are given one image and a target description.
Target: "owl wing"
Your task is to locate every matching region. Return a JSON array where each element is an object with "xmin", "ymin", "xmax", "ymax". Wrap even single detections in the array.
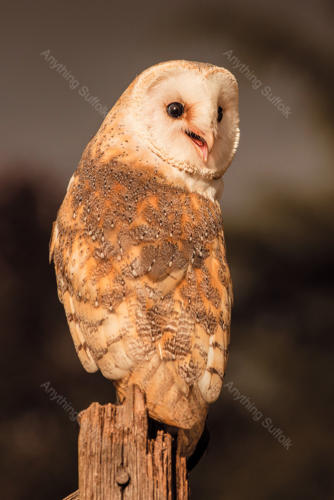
[
  {"xmin": 51, "ymin": 163, "xmax": 231, "ymax": 432},
  {"xmin": 50, "ymin": 218, "xmax": 99, "ymax": 373}
]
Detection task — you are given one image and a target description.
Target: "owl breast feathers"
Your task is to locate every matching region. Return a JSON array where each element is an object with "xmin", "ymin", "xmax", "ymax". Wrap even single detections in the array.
[
  {"xmin": 50, "ymin": 60, "xmax": 238, "ymax": 456},
  {"xmin": 50, "ymin": 159, "xmax": 232, "ymax": 454}
]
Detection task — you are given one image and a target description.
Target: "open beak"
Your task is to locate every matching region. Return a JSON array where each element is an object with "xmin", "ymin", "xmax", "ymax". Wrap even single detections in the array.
[{"xmin": 185, "ymin": 129, "xmax": 214, "ymax": 163}]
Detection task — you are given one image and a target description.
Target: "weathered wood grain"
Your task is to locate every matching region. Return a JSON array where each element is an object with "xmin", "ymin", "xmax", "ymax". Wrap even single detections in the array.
[{"xmin": 63, "ymin": 385, "xmax": 189, "ymax": 499}]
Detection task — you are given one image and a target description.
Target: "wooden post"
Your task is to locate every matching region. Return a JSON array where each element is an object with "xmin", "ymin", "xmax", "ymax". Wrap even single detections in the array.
[{"xmin": 63, "ymin": 385, "xmax": 189, "ymax": 499}]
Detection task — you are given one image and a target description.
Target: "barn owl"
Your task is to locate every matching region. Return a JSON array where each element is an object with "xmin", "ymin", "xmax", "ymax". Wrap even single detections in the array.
[{"xmin": 50, "ymin": 60, "xmax": 239, "ymax": 456}]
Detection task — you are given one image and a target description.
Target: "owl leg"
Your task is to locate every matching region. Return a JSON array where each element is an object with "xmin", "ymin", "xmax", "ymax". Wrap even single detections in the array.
[{"xmin": 113, "ymin": 377, "xmax": 130, "ymax": 404}]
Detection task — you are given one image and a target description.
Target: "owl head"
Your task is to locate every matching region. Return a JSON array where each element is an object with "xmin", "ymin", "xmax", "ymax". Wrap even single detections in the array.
[{"xmin": 94, "ymin": 60, "xmax": 239, "ymax": 186}]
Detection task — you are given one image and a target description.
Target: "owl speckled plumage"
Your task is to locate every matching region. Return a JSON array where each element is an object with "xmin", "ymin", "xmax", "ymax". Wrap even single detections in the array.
[{"xmin": 50, "ymin": 60, "xmax": 239, "ymax": 456}]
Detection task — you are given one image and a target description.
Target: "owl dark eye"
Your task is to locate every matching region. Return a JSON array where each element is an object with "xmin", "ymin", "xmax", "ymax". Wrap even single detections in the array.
[
  {"xmin": 217, "ymin": 106, "xmax": 223, "ymax": 122},
  {"xmin": 166, "ymin": 102, "xmax": 184, "ymax": 118}
]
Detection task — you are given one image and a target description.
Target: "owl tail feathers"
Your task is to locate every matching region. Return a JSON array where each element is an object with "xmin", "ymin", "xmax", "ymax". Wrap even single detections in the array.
[
  {"xmin": 114, "ymin": 356, "xmax": 208, "ymax": 457},
  {"xmin": 177, "ymin": 417, "xmax": 207, "ymax": 458}
]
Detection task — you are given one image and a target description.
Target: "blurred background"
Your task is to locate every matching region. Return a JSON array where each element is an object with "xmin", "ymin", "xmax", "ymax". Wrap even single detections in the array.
[{"xmin": 1, "ymin": 0, "xmax": 333, "ymax": 498}]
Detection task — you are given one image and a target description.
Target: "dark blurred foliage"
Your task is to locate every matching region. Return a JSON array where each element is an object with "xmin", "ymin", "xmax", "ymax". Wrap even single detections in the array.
[{"xmin": 0, "ymin": 168, "xmax": 332, "ymax": 499}]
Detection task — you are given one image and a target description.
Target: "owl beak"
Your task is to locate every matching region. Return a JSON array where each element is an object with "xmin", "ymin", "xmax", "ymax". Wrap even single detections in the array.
[{"xmin": 185, "ymin": 129, "xmax": 213, "ymax": 163}]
